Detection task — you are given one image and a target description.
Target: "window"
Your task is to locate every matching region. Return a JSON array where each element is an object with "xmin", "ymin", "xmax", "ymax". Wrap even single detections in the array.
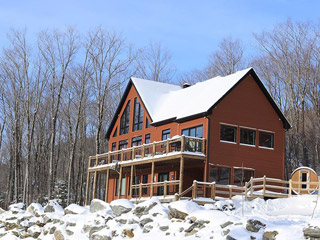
[
  {"xmin": 234, "ymin": 168, "xmax": 254, "ymax": 186},
  {"xmin": 120, "ymin": 101, "xmax": 131, "ymax": 135},
  {"xmin": 142, "ymin": 174, "xmax": 148, "ymax": 195},
  {"xmin": 209, "ymin": 166, "xmax": 231, "ymax": 185},
  {"xmin": 119, "ymin": 140, "xmax": 128, "ymax": 150},
  {"xmin": 112, "ymin": 127, "xmax": 117, "ymax": 137},
  {"xmin": 220, "ymin": 125, "xmax": 237, "ymax": 143},
  {"xmin": 145, "ymin": 134, "xmax": 151, "ymax": 144},
  {"xmin": 115, "ymin": 178, "xmax": 119, "ymax": 196},
  {"xmin": 131, "ymin": 136, "xmax": 142, "ymax": 147},
  {"xmin": 162, "ymin": 129, "xmax": 171, "ymax": 140},
  {"xmin": 146, "ymin": 118, "xmax": 151, "ymax": 128},
  {"xmin": 120, "ymin": 177, "xmax": 126, "ymax": 196},
  {"xmin": 259, "ymin": 132, "xmax": 274, "ymax": 148},
  {"xmin": 111, "ymin": 142, "xmax": 116, "ymax": 151},
  {"xmin": 133, "ymin": 98, "xmax": 144, "ymax": 132},
  {"xmin": 182, "ymin": 125, "xmax": 203, "ymax": 138},
  {"xmin": 240, "ymin": 128, "xmax": 256, "ymax": 146},
  {"xmin": 133, "ymin": 176, "xmax": 140, "ymax": 196}
]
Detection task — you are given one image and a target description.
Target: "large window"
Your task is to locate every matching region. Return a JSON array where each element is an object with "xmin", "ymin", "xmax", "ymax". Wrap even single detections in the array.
[
  {"xmin": 111, "ymin": 142, "xmax": 116, "ymax": 151},
  {"xmin": 113, "ymin": 127, "xmax": 117, "ymax": 137},
  {"xmin": 162, "ymin": 129, "xmax": 171, "ymax": 140},
  {"xmin": 119, "ymin": 140, "xmax": 128, "ymax": 150},
  {"xmin": 259, "ymin": 132, "xmax": 274, "ymax": 149},
  {"xmin": 131, "ymin": 136, "xmax": 142, "ymax": 147},
  {"xmin": 182, "ymin": 125, "xmax": 203, "ymax": 138},
  {"xmin": 133, "ymin": 98, "xmax": 144, "ymax": 132},
  {"xmin": 142, "ymin": 174, "xmax": 148, "ymax": 195},
  {"xmin": 220, "ymin": 125, "xmax": 237, "ymax": 143},
  {"xmin": 240, "ymin": 128, "xmax": 256, "ymax": 146},
  {"xmin": 120, "ymin": 101, "xmax": 131, "ymax": 135},
  {"xmin": 209, "ymin": 166, "xmax": 231, "ymax": 184},
  {"xmin": 234, "ymin": 168, "xmax": 254, "ymax": 186}
]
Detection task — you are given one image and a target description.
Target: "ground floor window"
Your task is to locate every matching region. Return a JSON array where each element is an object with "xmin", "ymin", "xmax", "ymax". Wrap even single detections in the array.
[
  {"xmin": 120, "ymin": 177, "xmax": 126, "ymax": 196},
  {"xmin": 142, "ymin": 174, "xmax": 148, "ymax": 195},
  {"xmin": 234, "ymin": 168, "xmax": 254, "ymax": 186},
  {"xmin": 209, "ymin": 166, "xmax": 231, "ymax": 184}
]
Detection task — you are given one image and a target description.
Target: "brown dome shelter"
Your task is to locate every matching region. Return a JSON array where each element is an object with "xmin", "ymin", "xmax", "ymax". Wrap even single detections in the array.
[{"xmin": 291, "ymin": 167, "xmax": 319, "ymax": 194}]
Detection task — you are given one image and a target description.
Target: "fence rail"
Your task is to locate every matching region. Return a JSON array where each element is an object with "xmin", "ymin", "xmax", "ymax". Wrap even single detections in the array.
[
  {"xmin": 131, "ymin": 180, "xmax": 180, "ymax": 199},
  {"xmin": 88, "ymin": 136, "xmax": 206, "ymax": 169},
  {"xmin": 174, "ymin": 176, "xmax": 320, "ymax": 201}
]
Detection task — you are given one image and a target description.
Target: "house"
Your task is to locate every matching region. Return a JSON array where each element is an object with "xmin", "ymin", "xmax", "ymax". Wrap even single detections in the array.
[{"xmin": 85, "ymin": 67, "xmax": 291, "ymax": 204}]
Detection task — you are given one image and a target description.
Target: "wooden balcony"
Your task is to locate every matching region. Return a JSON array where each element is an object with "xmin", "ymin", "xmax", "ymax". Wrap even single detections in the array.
[{"xmin": 87, "ymin": 136, "xmax": 206, "ymax": 171}]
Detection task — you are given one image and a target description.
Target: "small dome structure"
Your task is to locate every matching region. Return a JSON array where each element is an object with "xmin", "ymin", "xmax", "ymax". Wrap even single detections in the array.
[{"xmin": 291, "ymin": 167, "xmax": 318, "ymax": 194}]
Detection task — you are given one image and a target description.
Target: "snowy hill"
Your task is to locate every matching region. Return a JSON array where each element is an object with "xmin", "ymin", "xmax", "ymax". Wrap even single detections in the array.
[{"xmin": 0, "ymin": 195, "xmax": 320, "ymax": 239}]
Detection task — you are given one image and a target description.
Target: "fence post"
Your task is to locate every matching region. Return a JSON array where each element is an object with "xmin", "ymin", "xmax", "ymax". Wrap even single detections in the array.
[
  {"xmin": 211, "ymin": 182, "xmax": 216, "ymax": 200},
  {"xmin": 139, "ymin": 184, "xmax": 142, "ymax": 199},
  {"xmin": 192, "ymin": 180, "xmax": 197, "ymax": 199},
  {"xmin": 166, "ymin": 139, "xmax": 169, "ymax": 153},
  {"xmin": 250, "ymin": 177, "xmax": 253, "ymax": 199},
  {"xmin": 262, "ymin": 175, "xmax": 266, "ymax": 197},
  {"xmin": 132, "ymin": 147, "xmax": 135, "ymax": 159},
  {"xmin": 142, "ymin": 145, "xmax": 145, "ymax": 158},
  {"xmin": 164, "ymin": 181, "xmax": 167, "ymax": 198},
  {"xmin": 229, "ymin": 185, "xmax": 232, "ymax": 199},
  {"xmin": 289, "ymin": 179, "xmax": 292, "ymax": 197},
  {"xmin": 181, "ymin": 136, "xmax": 185, "ymax": 152},
  {"xmin": 152, "ymin": 142, "xmax": 156, "ymax": 156},
  {"xmin": 244, "ymin": 183, "xmax": 248, "ymax": 201}
]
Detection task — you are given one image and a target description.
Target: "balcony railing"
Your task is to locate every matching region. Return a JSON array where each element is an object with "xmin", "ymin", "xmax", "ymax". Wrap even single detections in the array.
[{"xmin": 88, "ymin": 135, "xmax": 206, "ymax": 169}]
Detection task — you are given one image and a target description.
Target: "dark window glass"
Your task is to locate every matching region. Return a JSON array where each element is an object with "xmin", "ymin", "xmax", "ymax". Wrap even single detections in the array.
[
  {"xmin": 133, "ymin": 98, "xmax": 144, "ymax": 132},
  {"xmin": 259, "ymin": 132, "xmax": 274, "ymax": 148},
  {"xmin": 145, "ymin": 134, "xmax": 151, "ymax": 144},
  {"xmin": 209, "ymin": 167, "xmax": 231, "ymax": 185},
  {"xmin": 120, "ymin": 101, "xmax": 131, "ymax": 135},
  {"xmin": 220, "ymin": 125, "xmax": 236, "ymax": 143},
  {"xmin": 112, "ymin": 127, "xmax": 117, "ymax": 137},
  {"xmin": 162, "ymin": 129, "xmax": 171, "ymax": 140},
  {"xmin": 240, "ymin": 128, "xmax": 256, "ymax": 145},
  {"xmin": 111, "ymin": 142, "xmax": 116, "ymax": 151},
  {"xmin": 181, "ymin": 125, "xmax": 203, "ymax": 138},
  {"xmin": 146, "ymin": 118, "xmax": 151, "ymax": 128},
  {"xmin": 142, "ymin": 174, "xmax": 148, "ymax": 195},
  {"xmin": 115, "ymin": 178, "xmax": 119, "ymax": 196},
  {"xmin": 234, "ymin": 169, "xmax": 254, "ymax": 186},
  {"xmin": 131, "ymin": 136, "xmax": 142, "ymax": 147},
  {"xmin": 119, "ymin": 140, "xmax": 128, "ymax": 150},
  {"xmin": 133, "ymin": 175, "xmax": 140, "ymax": 196}
]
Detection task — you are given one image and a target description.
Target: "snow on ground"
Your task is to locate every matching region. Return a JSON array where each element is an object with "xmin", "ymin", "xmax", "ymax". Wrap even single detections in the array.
[{"xmin": 0, "ymin": 195, "xmax": 320, "ymax": 239}]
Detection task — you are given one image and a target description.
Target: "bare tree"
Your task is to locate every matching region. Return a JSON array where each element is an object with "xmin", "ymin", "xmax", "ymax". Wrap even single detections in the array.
[{"xmin": 134, "ymin": 41, "xmax": 176, "ymax": 82}]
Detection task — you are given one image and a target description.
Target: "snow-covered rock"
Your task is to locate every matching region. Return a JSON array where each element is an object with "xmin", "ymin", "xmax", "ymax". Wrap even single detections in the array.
[
  {"xmin": 27, "ymin": 203, "xmax": 44, "ymax": 217},
  {"xmin": 44, "ymin": 200, "xmax": 63, "ymax": 213},
  {"xmin": 0, "ymin": 208, "xmax": 5, "ymax": 215},
  {"xmin": 110, "ymin": 199, "xmax": 134, "ymax": 217},
  {"xmin": 90, "ymin": 199, "xmax": 111, "ymax": 213},
  {"xmin": 64, "ymin": 204, "xmax": 86, "ymax": 215},
  {"xmin": 8, "ymin": 203, "xmax": 25, "ymax": 214}
]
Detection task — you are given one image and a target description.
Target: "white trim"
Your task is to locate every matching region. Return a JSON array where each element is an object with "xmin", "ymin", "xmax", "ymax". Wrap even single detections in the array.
[
  {"xmin": 258, "ymin": 129, "xmax": 275, "ymax": 134},
  {"xmin": 220, "ymin": 122, "xmax": 238, "ymax": 127},
  {"xmin": 233, "ymin": 166, "xmax": 255, "ymax": 171},
  {"xmin": 258, "ymin": 146, "xmax": 274, "ymax": 150},
  {"xmin": 239, "ymin": 126, "xmax": 257, "ymax": 130},
  {"xmin": 220, "ymin": 140, "xmax": 237, "ymax": 144},
  {"xmin": 240, "ymin": 143, "xmax": 256, "ymax": 147}
]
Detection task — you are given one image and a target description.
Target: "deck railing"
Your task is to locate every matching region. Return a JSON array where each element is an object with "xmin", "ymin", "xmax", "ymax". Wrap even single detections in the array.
[
  {"xmin": 131, "ymin": 180, "xmax": 180, "ymax": 199},
  {"xmin": 174, "ymin": 176, "xmax": 320, "ymax": 201},
  {"xmin": 88, "ymin": 136, "xmax": 206, "ymax": 169}
]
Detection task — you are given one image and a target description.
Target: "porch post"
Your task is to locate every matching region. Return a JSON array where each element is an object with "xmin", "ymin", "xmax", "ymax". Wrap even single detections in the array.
[
  {"xmin": 129, "ymin": 165, "xmax": 134, "ymax": 199},
  {"xmin": 93, "ymin": 171, "xmax": 97, "ymax": 199},
  {"xmin": 104, "ymin": 169, "xmax": 110, "ymax": 202},
  {"xmin": 179, "ymin": 156, "xmax": 184, "ymax": 194},
  {"xmin": 117, "ymin": 166, "xmax": 122, "ymax": 199},
  {"xmin": 150, "ymin": 161, "xmax": 155, "ymax": 197},
  {"xmin": 85, "ymin": 171, "xmax": 90, "ymax": 205}
]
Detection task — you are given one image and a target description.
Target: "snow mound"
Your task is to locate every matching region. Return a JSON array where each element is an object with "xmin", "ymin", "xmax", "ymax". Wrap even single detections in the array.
[{"xmin": 168, "ymin": 200, "xmax": 202, "ymax": 214}]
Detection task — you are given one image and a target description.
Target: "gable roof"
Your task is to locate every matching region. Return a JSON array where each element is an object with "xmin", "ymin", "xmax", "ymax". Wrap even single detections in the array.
[{"xmin": 106, "ymin": 68, "xmax": 291, "ymax": 139}]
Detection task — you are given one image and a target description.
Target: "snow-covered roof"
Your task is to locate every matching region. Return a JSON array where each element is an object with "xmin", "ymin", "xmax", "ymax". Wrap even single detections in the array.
[{"xmin": 132, "ymin": 68, "xmax": 253, "ymax": 124}]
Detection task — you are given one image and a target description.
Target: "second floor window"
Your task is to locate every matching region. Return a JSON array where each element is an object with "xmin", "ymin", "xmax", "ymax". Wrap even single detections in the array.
[
  {"xmin": 120, "ymin": 101, "xmax": 131, "ymax": 135},
  {"xmin": 259, "ymin": 132, "xmax": 274, "ymax": 149},
  {"xmin": 119, "ymin": 139, "xmax": 128, "ymax": 150},
  {"xmin": 182, "ymin": 125, "xmax": 203, "ymax": 138},
  {"xmin": 220, "ymin": 125, "xmax": 236, "ymax": 143},
  {"xmin": 131, "ymin": 136, "xmax": 142, "ymax": 147},
  {"xmin": 240, "ymin": 128, "xmax": 255, "ymax": 146},
  {"xmin": 133, "ymin": 98, "xmax": 143, "ymax": 132},
  {"xmin": 162, "ymin": 129, "xmax": 171, "ymax": 140}
]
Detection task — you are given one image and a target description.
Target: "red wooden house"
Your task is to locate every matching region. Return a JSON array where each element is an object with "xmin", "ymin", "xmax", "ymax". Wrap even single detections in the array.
[{"xmin": 85, "ymin": 68, "xmax": 290, "ymax": 204}]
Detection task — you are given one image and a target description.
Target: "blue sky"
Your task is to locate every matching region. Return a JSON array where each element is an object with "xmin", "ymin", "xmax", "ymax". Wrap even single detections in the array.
[{"xmin": 0, "ymin": 0, "xmax": 319, "ymax": 75}]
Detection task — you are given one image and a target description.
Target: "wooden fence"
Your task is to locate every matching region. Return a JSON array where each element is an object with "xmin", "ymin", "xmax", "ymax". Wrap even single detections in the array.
[
  {"xmin": 131, "ymin": 180, "xmax": 180, "ymax": 199},
  {"xmin": 174, "ymin": 176, "xmax": 320, "ymax": 202}
]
